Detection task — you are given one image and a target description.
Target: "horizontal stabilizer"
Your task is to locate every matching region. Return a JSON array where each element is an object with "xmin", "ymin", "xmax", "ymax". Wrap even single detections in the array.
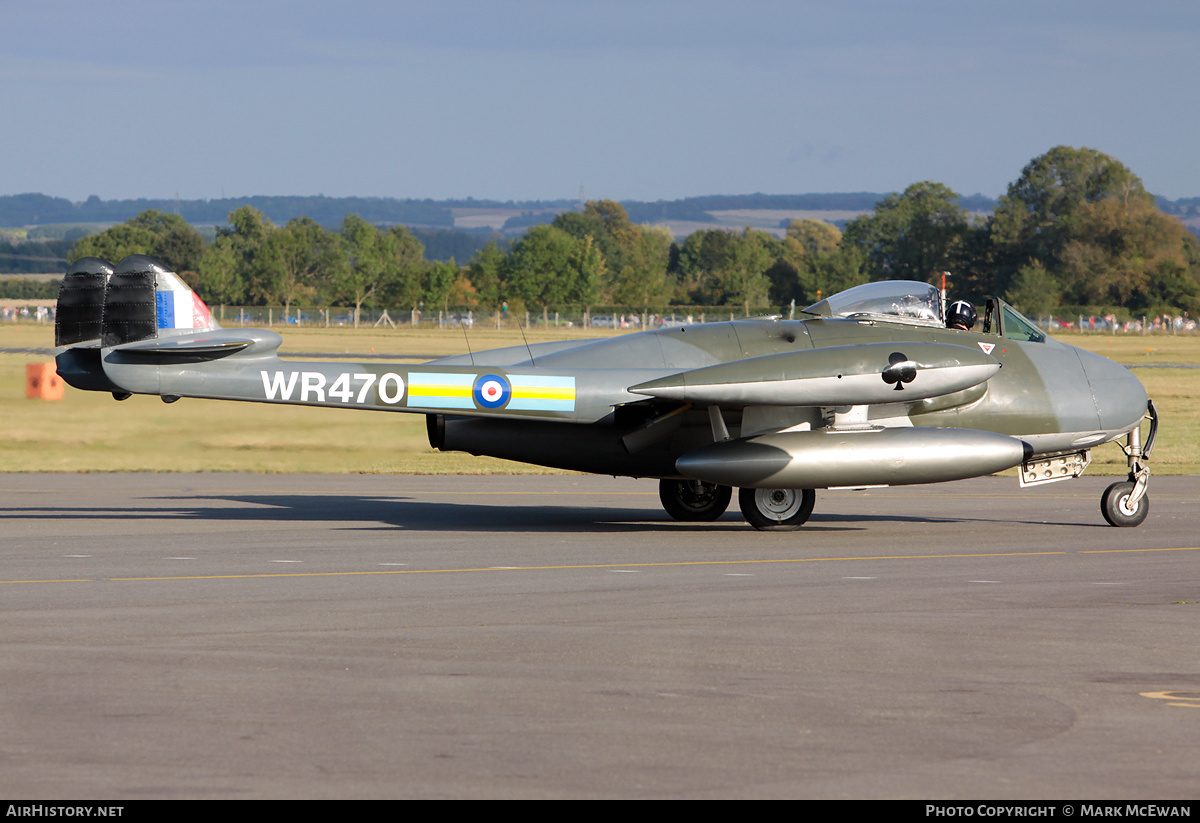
[{"xmin": 112, "ymin": 334, "xmax": 258, "ymax": 357}]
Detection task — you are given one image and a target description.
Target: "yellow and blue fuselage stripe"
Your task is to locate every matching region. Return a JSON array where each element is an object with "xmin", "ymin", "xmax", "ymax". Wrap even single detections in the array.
[
  {"xmin": 508, "ymin": 375, "xmax": 575, "ymax": 411},
  {"xmin": 407, "ymin": 372, "xmax": 475, "ymax": 409},
  {"xmin": 407, "ymin": 372, "xmax": 576, "ymax": 412}
]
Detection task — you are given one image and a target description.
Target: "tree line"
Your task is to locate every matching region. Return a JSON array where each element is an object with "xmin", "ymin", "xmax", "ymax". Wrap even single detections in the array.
[{"xmin": 64, "ymin": 146, "xmax": 1200, "ymax": 321}]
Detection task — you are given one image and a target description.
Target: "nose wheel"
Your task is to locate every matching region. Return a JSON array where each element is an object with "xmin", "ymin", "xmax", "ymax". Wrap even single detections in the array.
[
  {"xmin": 1102, "ymin": 400, "xmax": 1156, "ymax": 528},
  {"xmin": 1101, "ymin": 480, "xmax": 1149, "ymax": 527},
  {"xmin": 739, "ymin": 487, "xmax": 816, "ymax": 531}
]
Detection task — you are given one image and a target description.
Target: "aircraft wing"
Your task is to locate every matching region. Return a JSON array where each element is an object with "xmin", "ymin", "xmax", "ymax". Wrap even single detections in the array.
[{"xmin": 628, "ymin": 342, "xmax": 1000, "ymax": 407}]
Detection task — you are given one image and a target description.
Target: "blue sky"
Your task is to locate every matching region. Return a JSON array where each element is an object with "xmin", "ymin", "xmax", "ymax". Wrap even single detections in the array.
[{"xmin": 2, "ymin": 0, "xmax": 1197, "ymax": 203}]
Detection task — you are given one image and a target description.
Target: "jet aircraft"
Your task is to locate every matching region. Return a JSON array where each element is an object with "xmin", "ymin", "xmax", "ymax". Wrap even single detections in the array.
[{"xmin": 54, "ymin": 255, "xmax": 1157, "ymax": 531}]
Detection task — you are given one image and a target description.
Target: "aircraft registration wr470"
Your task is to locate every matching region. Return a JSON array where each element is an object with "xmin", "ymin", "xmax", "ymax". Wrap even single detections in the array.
[{"xmin": 54, "ymin": 255, "xmax": 1157, "ymax": 531}]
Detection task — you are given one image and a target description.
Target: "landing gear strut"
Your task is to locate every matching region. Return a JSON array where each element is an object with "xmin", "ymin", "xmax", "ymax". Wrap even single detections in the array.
[
  {"xmin": 659, "ymin": 479, "xmax": 732, "ymax": 521},
  {"xmin": 1101, "ymin": 400, "xmax": 1156, "ymax": 528}
]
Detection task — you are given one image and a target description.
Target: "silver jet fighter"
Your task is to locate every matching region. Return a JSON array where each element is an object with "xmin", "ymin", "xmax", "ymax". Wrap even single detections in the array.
[{"xmin": 54, "ymin": 256, "xmax": 1157, "ymax": 531}]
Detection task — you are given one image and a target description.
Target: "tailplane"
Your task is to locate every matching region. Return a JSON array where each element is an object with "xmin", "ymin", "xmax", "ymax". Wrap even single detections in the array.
[
  {"xmin": 55, "ymin": 254, "xmax": 220, "ymax": 351},
  {"xmin": 55, "ymin": 255, "xmax": 225, "ymax": 392}
]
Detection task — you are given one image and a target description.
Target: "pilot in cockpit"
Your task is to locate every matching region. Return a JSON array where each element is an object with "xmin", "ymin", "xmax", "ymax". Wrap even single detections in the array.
[{"xmin": 946, "ymin": 300, "xmax": 977, "ymax": 331}]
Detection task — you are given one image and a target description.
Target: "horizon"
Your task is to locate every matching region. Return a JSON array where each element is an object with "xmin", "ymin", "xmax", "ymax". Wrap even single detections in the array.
[{"xmin": 3, "ymin": 189, "xmax": 1008, "ymax": 206}]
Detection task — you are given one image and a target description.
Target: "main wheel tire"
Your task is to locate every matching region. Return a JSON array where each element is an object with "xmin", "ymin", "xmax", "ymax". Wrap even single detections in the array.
[
  {"xmin": 1101, "ymin": 481, "xmax": 1149, "ymax": 527},
  {"xmin": 739, "ymin": 487, "xmax": 816, "ymax": 531},
  {"xmin": 659, "ymin": 479, "xmax": 733, "ymax": 522}
]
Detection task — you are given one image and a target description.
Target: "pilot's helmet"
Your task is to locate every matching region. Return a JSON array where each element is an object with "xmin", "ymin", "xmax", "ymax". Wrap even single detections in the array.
[{"xmin": 947, "ymin": 300, "xmax": 977, "ymax": 330}]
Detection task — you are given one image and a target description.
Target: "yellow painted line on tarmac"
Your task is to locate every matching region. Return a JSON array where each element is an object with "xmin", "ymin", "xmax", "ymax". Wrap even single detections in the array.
[
  {"xmin": 3, "ymin": 578, "xmax": 98, "ymax": 584},
  {"xmin": 4, "ymin": 487, "xmax": 1195, "ymax": 502},
  {"xmin": 1079, "ymin": 546, "xmax": 1200, "ymax": 554},
  {"xmin": 1140, "ymin": 690, "xmax": 1200, "ymax": 709},
  {"xmin": 0, "ymin": 488, "xmax": 644, "ymax": 497},
  {"xmin": 5, "ymin": 546, "xmax": 1200, "ymax": 586}
]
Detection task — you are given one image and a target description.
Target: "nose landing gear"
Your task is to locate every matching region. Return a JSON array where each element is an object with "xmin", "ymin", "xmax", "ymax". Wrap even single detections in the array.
[{"xmin": 1101, "ymin": 400, "xmax": 1157, "ymax": 528}]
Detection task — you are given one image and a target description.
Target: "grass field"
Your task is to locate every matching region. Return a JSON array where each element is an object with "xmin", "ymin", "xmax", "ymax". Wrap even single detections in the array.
[{"xmin": 1, "ymin": 322, "xmax": 1196, "ymax": 474}]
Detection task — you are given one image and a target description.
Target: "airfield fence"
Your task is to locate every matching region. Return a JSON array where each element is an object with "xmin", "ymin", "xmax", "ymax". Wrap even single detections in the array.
[
  {"xmin": 209, "ymin": 306, "xmax": 1200, "ymax": 336},
  {"xmin": 209, "ymin": 305, "xmax": 786, "ymax": 331},
  {"xmin": 0, "ymin": 302, "xmax": 1195, "ymax": 336}
]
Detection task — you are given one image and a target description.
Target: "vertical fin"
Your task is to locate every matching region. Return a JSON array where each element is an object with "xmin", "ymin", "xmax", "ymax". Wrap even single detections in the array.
[
  {"xmin": 101, "ymin": 255, "xmax": 220, "ymax": 347},
  {"xmin": 55, "ymin": 257, "xmax": 112, "ymax": 347}
]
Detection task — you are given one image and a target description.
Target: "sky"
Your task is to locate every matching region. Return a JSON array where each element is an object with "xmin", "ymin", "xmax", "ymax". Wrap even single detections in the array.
[{"xmin": 2, "ymin": 0, "xmax": 1198, "ymax": 204}]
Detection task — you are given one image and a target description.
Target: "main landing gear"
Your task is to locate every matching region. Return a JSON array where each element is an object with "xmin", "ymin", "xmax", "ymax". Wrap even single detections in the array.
[
  {"xmin": 738, "ymin": 487, "xmax": 816, "ymax": 531},
  {"xmin": 658, "ymin": 479, "xmax": 818, "ymax": 531},
  {"xmin": 658, "ymin": 479, "xmax": 732, "ymax": 521},
  {"xmin": 1101, "ymin": 400, "xmax": 1157, "ymax": 528}
]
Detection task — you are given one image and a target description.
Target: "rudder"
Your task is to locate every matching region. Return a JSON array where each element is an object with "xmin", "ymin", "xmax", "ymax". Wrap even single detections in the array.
[{"xmin": 55, "ymin": 257, "xmax": 112, "ymax": 347}]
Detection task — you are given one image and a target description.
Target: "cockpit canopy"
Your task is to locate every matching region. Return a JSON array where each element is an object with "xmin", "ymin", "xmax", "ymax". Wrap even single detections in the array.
[
  {"xmin": 803, "ymin": 279, "xmax": 1046, "ymax": 342},
  {"xmin": 804, "ymin": 281, "xmax": 944, "ymax": 327}
]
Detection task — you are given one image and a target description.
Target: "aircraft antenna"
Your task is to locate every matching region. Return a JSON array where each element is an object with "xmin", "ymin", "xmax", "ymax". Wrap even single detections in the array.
[
  {"xmin": 516, "ymin": 315, "xmax": 536, "ymax": 366},
  {"xmin": 461, "ymin": 321, "xmax": 475, "ymax": 365}
]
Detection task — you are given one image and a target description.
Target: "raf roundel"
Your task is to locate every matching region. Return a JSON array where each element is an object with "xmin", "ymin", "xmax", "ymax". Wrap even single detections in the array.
[{"xmin": 472, "ymin": 374, "xmax": 512, "ymax": 410}]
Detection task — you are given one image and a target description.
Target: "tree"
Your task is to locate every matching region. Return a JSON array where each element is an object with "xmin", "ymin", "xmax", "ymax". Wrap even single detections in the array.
[
  {"xmin": 446, "ymin": 271, "xmax": 478, "ymax": 310},
  {"xmin": 764, "ymin": 250, "xmax": 804, "ymax": 307},
  {"xmin": 785, "ymin": 219, "xmax": 842, "ymax": 257},
  {"xmin": 677, "ymin": 228, "xmax": 772, "ymax": 311},
  {"xmin": 503, "ymin": 224, "xmax": 577, "ymax": 308},
  {"xmin": 676, "ymin": 228, "xmax": 736, "ymax": 303},
  {"xmin": 217, "ymin": 206, "xmax": 276, "ymax": 305},
  {"xmin": 842, "ymin": 182, "xmax": 970, "ymax": 282},
  {"xmin": 990, "ymin": 146, "xmax": 1200, "ymax": 311},
  {"xmin": 336, "ymin": 215, "xmax": 386, "ymax": 326},
  {"xmin": 1058, "ymin": 198, "xmax": 1200, "ymax": 311},
  {"xmin": 336, "ymin": 216, "xmax": 424, "ymax": 325},
  {"xmin": 466, "ymin": 241, "xmax": 506, "ymax": 310},
  {"xmin": 380, "ymin": 225, "xmax": 427, "ymax": 311},
  {"xmin": 192, "ymin": 238, "xmax": 244, "ymax": 305},
  {"xmin": 721, "ymin": 229, "xmax": 774, "ymax": 314},
  {"xmin": 990, "ymin": 145, "xmax": 1152, "ymax": 270},
  {"xmin": 802, "ymin": 244, "xmax": 869, "ymax": 304},
  {"xmin": 1005, "ymin": 261, "xmax": 1060, "ymax": 318},
  {"xmin": 70, "ymin": 223, "xmax": 158, "ymax": 266},
  {"xmin": 553, "ymin": 200, "xmax": 640, "ymax": 276},
  {"xmin": 566, "ymin": 234, "xmax": 606, "ymax": 309},
  {"xmin": 69, "ymin": 209, "xmax": 205, "ymax": 275},
  {"xmin": 610, "ymin": 226, "xmax": 672, "ymax": 312},
  {"xmin": 422, "ymin": 259, "xmax": 459, "ymax": 314},
  {"xmin": 260, "ymin": 217, "xmax": 341, "ymax": 314}
]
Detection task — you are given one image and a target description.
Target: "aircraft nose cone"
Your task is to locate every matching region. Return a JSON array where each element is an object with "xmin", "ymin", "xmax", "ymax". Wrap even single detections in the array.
[{"xmin": 1077, "ymin": 349, "xmax": 1148, "ymax": 431}]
